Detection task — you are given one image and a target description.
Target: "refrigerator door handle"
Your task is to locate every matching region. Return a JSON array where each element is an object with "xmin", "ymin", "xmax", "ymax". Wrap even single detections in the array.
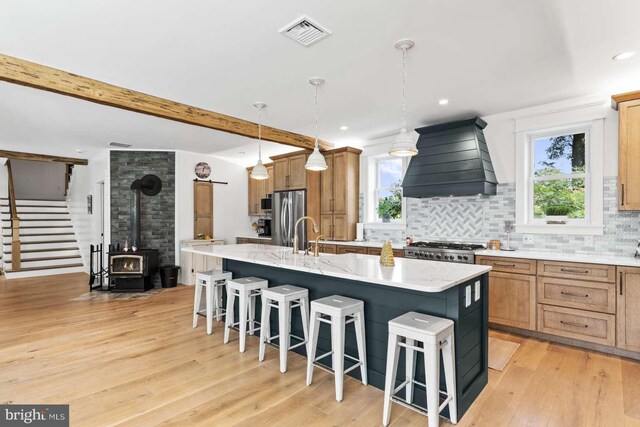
[{"xmin": 280, "ymin": 197, "xmax": 287, "ymax": 245}]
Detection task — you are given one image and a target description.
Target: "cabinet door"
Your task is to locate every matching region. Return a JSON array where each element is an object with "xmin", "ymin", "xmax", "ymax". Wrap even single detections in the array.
[
  {"xmin": 288, "ymin": 154, "xmax": 307, "ymax": 189},
  {"xmin": 619, "ymin": 99, "xmax": 640, "ymax": 210},
  {"xmin": 320, "ymin": 154, "xmax": 334, "ymax": 215},
  {"xmin": 617, "ymin": 267, "xmax": 640, "ymax": 351},
  {"xmin": 194, "ymin": 181, "xmax": 213, "ymax": 238},
  {"xmin": 331, "ymin": 214, "xmax": 349, "ymax": 241},
  {"xmin": 193, "ymin": 253, "xmax": 208, "ymax": 275},
  {"xmin": 266, "ymin": 165, "xmax": 274, "ymax": 196},
  {"xmin": 488, "ymin": 271, "xmax": 536, "ymax": 330},
  {"xmin": 273, "ymin": 159, "xmax": 289, "ymax": 191},
  {"xmin": 237, "ymin": 238, "xmax": 250, "ymax": 244},
  {"xmin": 332, "ymin": 151, "xmax": 347, "ymax": 215},
  {"xmin": 247, "ymin": 171, "xmax": 259, "ymax": 215},
  {"xmin": 320, "ymin": 214, "xmax": 333, "ymax": 240}
]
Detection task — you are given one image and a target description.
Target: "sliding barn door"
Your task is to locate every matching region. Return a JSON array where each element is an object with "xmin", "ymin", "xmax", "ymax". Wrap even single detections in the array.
[{"xmin": 194, "ymin": 182, "xmax": 213, "ymax": 238}]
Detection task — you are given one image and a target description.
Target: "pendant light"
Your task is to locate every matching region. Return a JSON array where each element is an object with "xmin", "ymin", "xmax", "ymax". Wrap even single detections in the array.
[
  {"xmin": 305, "ymin": 78, "xmax": 328, "ymax": 171},
  {"xmin": 250, "ymin": 102, "xmax": 269, "ymax": 180},
  {"xmin": 389, "ymin": 39, "xmax": 418, "ymax": 157}
]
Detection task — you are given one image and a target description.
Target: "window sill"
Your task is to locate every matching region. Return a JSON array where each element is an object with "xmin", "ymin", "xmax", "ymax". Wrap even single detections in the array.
[
  {"xmin": 515, "ymin": 223, "xmax": 604, "ymax": 236},
  {"xmin": 364, "ymin": 222, "xmax": 407, "ymax": 230}
]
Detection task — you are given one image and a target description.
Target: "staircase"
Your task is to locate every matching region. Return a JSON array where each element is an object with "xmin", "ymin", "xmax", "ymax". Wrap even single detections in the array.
[{"xmin": 1, "ymin": 198, "xmax": 85, "ymax": 279}]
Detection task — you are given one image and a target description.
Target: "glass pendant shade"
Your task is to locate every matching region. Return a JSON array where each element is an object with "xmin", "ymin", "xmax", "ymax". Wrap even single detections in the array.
[
  {"xmin": 250, "ymin": 159, "xmax": 269, "ymax": 180},
  {"xmin": 389, "ymin": 127, "xmax": 418, "ymax": 157},
  {"xmin": 305, "ymin": 147, "xmax": 328, "ymax": 171}
]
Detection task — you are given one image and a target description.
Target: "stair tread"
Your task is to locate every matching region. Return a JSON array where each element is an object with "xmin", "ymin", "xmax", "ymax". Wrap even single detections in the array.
[
  {"xmin": 3, "ymin": 232, "xmax": 76, "ymax": 237},
  {"xmin": 4, "ymin": 247, "xmax": 79, "ymax": 254},
  {"xmin": 1, "ymin": 204, "xmax": 68, "ymax": 208},
  {"xmin": 9, "ymin": 255, "xmax": 82, "ymax": 263},
  {"xmin": 11, "ymin": 239, "xmax": 77, "ymax": 245},
  {"xmin": 6, "ymin": 263, "xmax": 84, "ymax": 273},
  {"xmin": 0, "ymin": 198, "xmax": 66, "ymax": 201},
  {"xmin": 1, "ymin": 211, "xmax": 69, "ymax": 215},
  {"xmin": 10, "ymin": 225, "xmax": 74, "ymax": 229},
  {"xmin": 2, "ymin": 218, "xmax": 71, "ymax": 222}
]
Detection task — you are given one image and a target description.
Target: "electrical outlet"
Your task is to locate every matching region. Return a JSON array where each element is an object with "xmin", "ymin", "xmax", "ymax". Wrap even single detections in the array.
[
  {"xmin": 523, "ymin": 234, "xmax": 534, "ymax": 244},
  {"xmin": 474, "ymin": 281, "xmax": 481, "ymax": 301},
  {"xmin": 585, "ymin": 235, "xmax": 594, "ymax": 246},
  {"xmin": 465, "ymin": 285, "xmax": 472, "ymax": 307}
]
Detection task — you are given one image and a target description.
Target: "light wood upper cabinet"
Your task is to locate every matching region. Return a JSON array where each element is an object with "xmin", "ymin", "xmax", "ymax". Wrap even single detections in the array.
[
  {"xmin": 618, "ymin": 98, "xmax": 640, "ymax": 210},
  {"xmin": 319, "ymin": 147, "xmax": 361, "ymax": 241},
  {"xmin": 272, "ymin": 152, "xmax": 308, "ymax": 191},
  {"xmin": 617, "ymin": 267, "xmax": 640, "ymax": 351}
]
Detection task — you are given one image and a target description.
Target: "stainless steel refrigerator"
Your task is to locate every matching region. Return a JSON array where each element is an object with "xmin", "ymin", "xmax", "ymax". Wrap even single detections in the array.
[{"xmin": 273, "ymin": 190, "xmax": 307, "ymax": 251}]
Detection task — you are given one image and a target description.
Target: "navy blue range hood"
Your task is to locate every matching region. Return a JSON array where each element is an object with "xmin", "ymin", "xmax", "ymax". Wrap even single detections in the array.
[{"xmin": 402, "ymin": 117, "xmax": 498, "ymax": 198}]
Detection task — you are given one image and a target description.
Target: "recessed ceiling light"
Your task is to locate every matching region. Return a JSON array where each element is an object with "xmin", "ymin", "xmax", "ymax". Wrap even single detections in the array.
[
  {"xmin": 238, "ymin": 151, "xmax": 246, "ymax": 155},
  {"xmin": 340, "ymin": 125, "xmax": 348, "ymax": 131},
  {"xmin": 438, "ymin": 99, "xmax": 449, "ymax": 105},
  {"xmin": 613, "ymin": 51, "xmax": 637, "ymax": 61},
  {"xmin": 75, "ymin": 149, "xmax": 84, "ymax": 153},
  {"xmin": 109, "ymin": 142, "xmax": 132, "ymax": 148}
]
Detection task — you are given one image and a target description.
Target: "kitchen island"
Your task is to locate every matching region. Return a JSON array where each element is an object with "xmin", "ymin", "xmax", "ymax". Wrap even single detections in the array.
[{"xmin": 182, "ymin": 243, "xmax": 491, "ymax": 419}]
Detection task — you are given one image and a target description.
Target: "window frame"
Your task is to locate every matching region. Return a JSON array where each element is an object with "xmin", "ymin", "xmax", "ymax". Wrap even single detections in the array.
[
  {"xmin": 515, "ymin": 119, "xmax": 604, "ymax": 236},
  {"xmin": 527, "ymin": 126, "xmax": 591, "ymax": 225},
  {"xmin": 373, "ymin": 156, "xmax": 405, "ymax": 224}
]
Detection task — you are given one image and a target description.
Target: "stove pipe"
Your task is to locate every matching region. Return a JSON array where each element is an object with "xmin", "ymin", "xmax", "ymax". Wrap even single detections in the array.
[{"xmin": 130, "ymin": 187, "xmax": 141, "ymax": 246}]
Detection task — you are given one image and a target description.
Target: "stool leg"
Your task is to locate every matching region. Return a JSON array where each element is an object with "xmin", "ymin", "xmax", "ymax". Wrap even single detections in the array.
[
  {"xmin": 239, "ymin": 291, "xmax": 249, "ymax": 352},
  {"xmin": 442, "ymin": 334, "xmax": 457, "ymax": 424},
  {"xmin": 425, "ymin": 343, "xmax": 441, "ymax": 427},
  {"xmin": 206, "ymin": 284, "xmax": 214, "ymax": 335},
  {"xmin": 331, "ymin": 315, "xmax": 345, "ymax": 402},
  {"xmin": 258, "ymin": 295, "xmax": 270, "ymax": 362},
  {"xmin": 192, "ymin": 281, "xmax": 202, "ymax": 328},
  {"xmin": 382, "ymin": 332, "xmax": 401, "ymax": 427},
  {"xmin": 278, "ymin": 300, "xmax": 290, "ymax": 373},
  {"xmin": 300, "ymin": 297, "xmax": 310, "ymax": 354},
  {"xmin": 248, "ymin": 291, "xmax": 256, "ymax": 336},
  {"xmin": 353, "ymin": 312, "xmax": 368, "ymax": 385},
  {"xmin": 214, "ymin": 284, "xmax": 223, "ymax": 321},
  {"xmin": 224, "ymin": 289, "xmax": 235, "ymax": 344},
  {"xmin": 405, "ymin": 338, "xmax": 416, "ymax": 404},
  {"xmin": 306, "ymin": 309, "xmax": 320, "ymax": 386}
]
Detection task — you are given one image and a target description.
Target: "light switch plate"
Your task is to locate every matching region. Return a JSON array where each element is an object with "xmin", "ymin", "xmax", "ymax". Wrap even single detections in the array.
[
  {"xmin": 523, "ymin": 234, "xmax": 534, "ymax": 244},
  {"xmin": 585, "ymin": 235, "xmax": 594, "ymax": 246},
  {"xmin": 465, "ymin": 285, "xmax": 472, "ymax": 307},
  {"xmin": 474, "ymin": 281, "xmax": 481, "ymax": 301}
]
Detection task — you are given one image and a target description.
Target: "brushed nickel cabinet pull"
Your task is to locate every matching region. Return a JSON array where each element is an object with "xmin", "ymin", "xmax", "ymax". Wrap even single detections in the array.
[
  {"xmin": 622, "ymin": 183, "xmax": 625, "ymax": 205},
  {"xmin": 620, "ymin": 271, "xmax": 624, "ymax": 295},
  {"xmin": 560, "ymin": 291, "xmax": 589, "ymax": 298},
  {"xmin": 560, "ymin": 268, "xmax": 589, "ymax": 274},
  {"xmin": 560, "ymin": 320, "xmax": 588, "ymax": 328}
]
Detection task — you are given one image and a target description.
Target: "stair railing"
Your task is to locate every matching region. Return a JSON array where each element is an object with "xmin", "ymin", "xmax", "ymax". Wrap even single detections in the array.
[{"xmin": 6, "ymin": 160, "xmax": 20, "ymax": 271}]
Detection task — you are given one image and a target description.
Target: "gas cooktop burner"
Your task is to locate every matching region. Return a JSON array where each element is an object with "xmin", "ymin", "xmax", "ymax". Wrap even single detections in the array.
[{"xmin": 408, "ymin": 241, "xmax": 485, "ymax": 251}]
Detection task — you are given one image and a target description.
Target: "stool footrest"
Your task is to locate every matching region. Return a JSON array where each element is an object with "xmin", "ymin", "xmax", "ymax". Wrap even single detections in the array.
[
  {"xmin": 390, "ymin": 388, "xmax": 452, "ymax": 418},
  {"xmin": 343, "ymin": 361, "xmax": 362, "ymax": 375}
]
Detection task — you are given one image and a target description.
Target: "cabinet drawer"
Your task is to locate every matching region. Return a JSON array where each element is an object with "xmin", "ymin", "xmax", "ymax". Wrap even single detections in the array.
[
  {"xmin": 537, "ymin": 277, "xmax": 616, "ymax": 314},
  {"xmin": 318, "ymin": 244, "xmax": 337, "ymax": 254},
  {"xmin": 476, "ymin": 256, "xmax": 536, "ymax": 275},
  {"xmin": 366, "ymin": 247, "xmax": 404, "ymax": 257},
  {"xmin": 537, "ymin": 261, "xmax": 615, "ymax": 283},
  {"xmin": 537, "ymin": 304, "xmax": 615, "ymax": 347},
  {"xmin": 236, "ymin": 238, "xmax": 249, "ymax": 244},
  {"xmin": 336, "ymin": 246, "xmax": 367, "ymax": 255}
]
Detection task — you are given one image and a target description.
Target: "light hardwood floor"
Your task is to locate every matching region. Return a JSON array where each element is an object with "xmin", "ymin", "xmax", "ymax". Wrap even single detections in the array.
[{"xmin": 1, "ymin": 273, "xmax": 639, "ymax": 426}]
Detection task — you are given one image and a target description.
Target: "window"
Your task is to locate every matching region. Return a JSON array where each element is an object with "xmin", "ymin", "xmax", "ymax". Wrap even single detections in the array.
[
  {"xmin": 515, "ymin": 116, "xmax": 604, "ymax": 236},
  {"xmin": 374, "ymin": 157, "xmax": 404, "ymax": 222},
  {"xmin": 530, "ymin": 130, "xmax": 588, "ymax": 222}
]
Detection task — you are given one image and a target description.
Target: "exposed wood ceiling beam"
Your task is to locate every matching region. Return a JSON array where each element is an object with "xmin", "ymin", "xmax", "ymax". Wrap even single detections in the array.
[
  {"xmin": 0, "ymin": 150, "xmax": 88, "ymax": 165},
  {"xmin": 0, "ymin": 53, "xmax": 333, "ymax": 151}
]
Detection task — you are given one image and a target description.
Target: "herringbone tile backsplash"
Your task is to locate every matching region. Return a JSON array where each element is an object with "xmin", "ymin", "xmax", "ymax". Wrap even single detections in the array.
[{"xmin": 363, "ymin": 177, "xmax": 640, "ymax": 257}]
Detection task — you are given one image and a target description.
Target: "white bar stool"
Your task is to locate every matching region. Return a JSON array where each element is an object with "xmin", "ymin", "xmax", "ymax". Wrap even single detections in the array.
[
  {"xmin": 306, "ymin": 295, "xmax": 367, "ymax": 402},
  {"xmin": 382, "ymin": 312, "xmax": 457, "ymax": 427},
  {"xmin": 192, "ymin": 270, "xmax": 232, "ymax": 335},
  {"xmin": 224, "ymin": 276, "xmax": 268, "ymax": 352},
  {"xmin": 258, "ymin": 285, "xmax": 310, "ymax": 373}
]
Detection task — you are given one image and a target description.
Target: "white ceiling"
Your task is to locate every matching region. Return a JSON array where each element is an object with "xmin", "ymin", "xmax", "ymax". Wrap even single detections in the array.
[{"xmin": 0, "ymin": 0, "xmax": 639, "ymax": 166}]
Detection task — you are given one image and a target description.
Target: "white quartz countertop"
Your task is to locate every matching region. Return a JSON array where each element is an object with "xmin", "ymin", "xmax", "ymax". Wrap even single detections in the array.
[
  {"xmin": 321, "ymin": 240, "xmax": 405, "ymax": 249},
  {"xmin": 183, "ymin": 244, "xmax": 491, "ymax": 293},
  {"xmin": 476, "ymin": 249, "xmax": 640, "ymax": 268},
  {"xmin": 236, "ymin": 235, "xmax": 273, "ymax": 240}
]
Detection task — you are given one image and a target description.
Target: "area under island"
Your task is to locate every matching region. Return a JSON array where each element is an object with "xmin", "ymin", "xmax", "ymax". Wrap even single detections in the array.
[{"xmin": 182, "ymin": 243, "xmax": 491, "ymax": 419}]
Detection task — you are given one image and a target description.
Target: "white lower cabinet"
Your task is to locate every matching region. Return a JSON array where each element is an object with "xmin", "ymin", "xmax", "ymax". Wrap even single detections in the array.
[{"xmin": 181, "ymin": 239, "xmax": 224, "ymax": 285}]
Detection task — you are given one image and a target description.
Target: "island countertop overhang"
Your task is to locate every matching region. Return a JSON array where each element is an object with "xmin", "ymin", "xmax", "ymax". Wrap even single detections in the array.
[{"xmin": 182, "ymin": 244, "xmax": 491, "ymax": 293}]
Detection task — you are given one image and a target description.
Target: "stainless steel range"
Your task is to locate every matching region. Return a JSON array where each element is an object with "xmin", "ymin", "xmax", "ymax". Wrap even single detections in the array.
[{"xmin": 404, "ymin": 241, "xmax": 485, "ymax": 264}]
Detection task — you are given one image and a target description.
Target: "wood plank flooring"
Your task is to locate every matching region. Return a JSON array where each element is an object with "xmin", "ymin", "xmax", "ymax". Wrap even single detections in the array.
[{"xmin": 0, "ymin": 273, "xmax": 638, "ymax": 426}]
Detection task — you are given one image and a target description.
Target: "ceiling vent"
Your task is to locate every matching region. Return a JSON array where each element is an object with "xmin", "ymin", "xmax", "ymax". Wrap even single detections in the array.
[
  {"xmin": 109, "ymin": 142, "xmax": 132, "ymax": 148},
  {"xmin": 279, "ymin": 15, "xmax": 331, "ymax": 47}
]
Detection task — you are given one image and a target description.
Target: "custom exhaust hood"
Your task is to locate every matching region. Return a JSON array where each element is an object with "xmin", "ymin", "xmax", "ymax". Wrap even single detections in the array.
[{"xmin": 402, "ymin": 117, "xmax": 498, "ymax": 198}]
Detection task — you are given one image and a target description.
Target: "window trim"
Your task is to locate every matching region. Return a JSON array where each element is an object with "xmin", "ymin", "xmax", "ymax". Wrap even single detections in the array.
[
  {"xmin": 515, "ymin": 119, "xmax": 604, "ymax": 235},
  {"xmin": 373, "ymin": 156, "xmax": 405, "ymax": 224}
]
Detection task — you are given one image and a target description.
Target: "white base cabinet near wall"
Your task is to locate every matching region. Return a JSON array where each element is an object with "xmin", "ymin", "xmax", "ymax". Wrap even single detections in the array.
[{"xmin": 181, "ymin": 239, "xmax": 224, "ymax": 285}]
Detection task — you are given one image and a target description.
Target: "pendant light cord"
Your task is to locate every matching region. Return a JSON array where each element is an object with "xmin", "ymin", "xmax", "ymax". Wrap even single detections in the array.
[
  {"xmin": 401, "ymin": 47, "xmax": 407, "ymax": 129},
  {"xmin": 257, "ymin": 106, "xmax": 262, "ymax": 161},
  {"xmin": 314, "ymin": 83, "xmax": 319, "ymax": 150}
]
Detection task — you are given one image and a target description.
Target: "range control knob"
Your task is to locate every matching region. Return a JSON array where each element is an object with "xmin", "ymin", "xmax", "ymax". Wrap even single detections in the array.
[
  {"xmin": 457, "ymin": 255, "xmax": 463, "ymax": 260},
  {"xmin": 463, "ymin": 255, "xmax": 469, "ymax": 261},
  {"xmin": 436, "ymin": 254, "xmax": 441, "ymax": 259}
]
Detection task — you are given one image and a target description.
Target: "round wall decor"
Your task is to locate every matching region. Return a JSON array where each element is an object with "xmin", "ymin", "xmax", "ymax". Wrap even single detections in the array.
[{"xmin": 194, "ymin": 162, "xmax": 211, "ymax": 179}]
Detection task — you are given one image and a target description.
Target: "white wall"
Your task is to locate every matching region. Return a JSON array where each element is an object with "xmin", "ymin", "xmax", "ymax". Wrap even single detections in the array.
[
  {"xmin": 175, "ymin": 150, "xmax": 253, "ymax": 246},
  {"xmin": 11, "ymin": 159, "xmax": 66, "ymax": 199}
]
